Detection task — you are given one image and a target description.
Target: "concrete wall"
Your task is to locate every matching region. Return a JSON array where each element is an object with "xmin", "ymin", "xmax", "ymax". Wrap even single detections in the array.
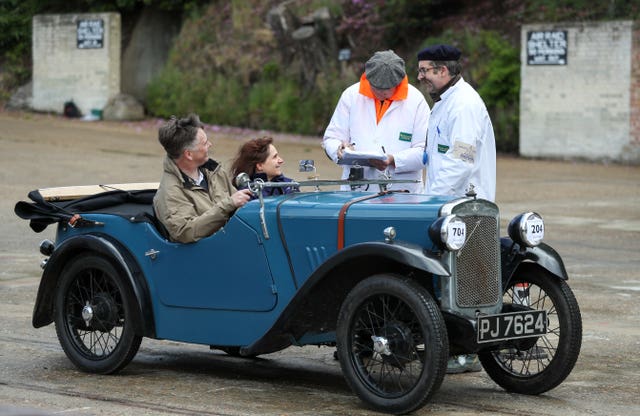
[
  {"xmin": 32, "ymin": 13, "xmax": 121, "ymax": 116},
  {"xmin": 520, "ymin": 20, "xmax": 639, "ymax": 163},
  {"xmin": 629, "ymin": 24, "xmax": 640, "ymax": 162}
]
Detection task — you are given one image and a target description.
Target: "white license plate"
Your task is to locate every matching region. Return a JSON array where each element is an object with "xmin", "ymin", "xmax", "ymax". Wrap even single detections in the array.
[{"xmin": 477, "ymin": 310, "xmax": 547, "ymax": 343}]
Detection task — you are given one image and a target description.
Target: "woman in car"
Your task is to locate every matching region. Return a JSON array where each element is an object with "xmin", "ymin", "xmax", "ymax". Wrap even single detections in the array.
[{"xmin": 231, "ymin": 137, "xmax": 298, "ymax": 198}]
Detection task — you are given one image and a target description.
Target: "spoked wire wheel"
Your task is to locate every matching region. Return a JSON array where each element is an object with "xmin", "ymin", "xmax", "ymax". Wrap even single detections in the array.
[
  {"xmin": 54, "ymin": 255, "xmax": 141, "ymax": 374},
  {"xmin": 337, "ymin": 275, "xmax": 448, "ymax": 414},
  {"xmin": 479, "ymin": 265, "xmax": 582, "ymax": 394}
]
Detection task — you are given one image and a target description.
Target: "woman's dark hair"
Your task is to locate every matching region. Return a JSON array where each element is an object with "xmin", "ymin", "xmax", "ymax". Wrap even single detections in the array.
[
  {"xmin": 231, "ymin": 137, "xmax": 274, "ymax": 178},
  {"xmin": 158, "ymin": 113, "xmax": 203, "ymax": 160}
]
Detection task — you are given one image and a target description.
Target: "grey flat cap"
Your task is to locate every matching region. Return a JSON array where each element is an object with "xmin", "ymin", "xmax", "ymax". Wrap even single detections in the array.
[{"xmin": 365, "ymin": 50, "xmax": 406, "ymax": 89}]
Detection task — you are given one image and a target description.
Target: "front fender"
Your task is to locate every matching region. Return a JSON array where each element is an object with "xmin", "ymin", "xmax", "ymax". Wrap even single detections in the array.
[
  {"xmin": 501, "ymin": 237, "xmax": 568, "ymax": 287},
  {"xmin": 320, "ymin": 241, "xmax": 451, "ymax": 277},
  {"xmin": 33, "ymin": 233, "xmax": 155, "ymax": 337},
  {"xmin": 241, "ymin": 241, "xmax": 447, "ymax": 356}
]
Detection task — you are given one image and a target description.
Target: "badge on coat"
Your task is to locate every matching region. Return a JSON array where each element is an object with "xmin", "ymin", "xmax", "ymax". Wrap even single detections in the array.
[
  {"xmin": 399, "ymin": 132, "xmax": 412, "ymax": 142},
  {"xmin": 452, "ymin": 141, "xmax": 476, "ymax": 164}
]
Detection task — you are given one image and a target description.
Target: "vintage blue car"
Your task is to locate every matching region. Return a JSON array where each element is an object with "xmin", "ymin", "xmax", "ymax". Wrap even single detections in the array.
[{"xmin": 14, "ymin": 163, "xmax": 582, "ymax": 414}]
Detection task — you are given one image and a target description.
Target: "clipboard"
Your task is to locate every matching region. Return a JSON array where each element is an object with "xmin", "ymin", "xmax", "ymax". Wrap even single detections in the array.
[{"xmin": 338, "ymin": 149, "xmax": 387, "ymax": 166}]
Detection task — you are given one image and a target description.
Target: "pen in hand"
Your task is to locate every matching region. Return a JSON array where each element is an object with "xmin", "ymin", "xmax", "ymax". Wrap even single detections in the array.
[{"xmin": 379, "ymin": 146, "xmax": 393, "ymax": 169}]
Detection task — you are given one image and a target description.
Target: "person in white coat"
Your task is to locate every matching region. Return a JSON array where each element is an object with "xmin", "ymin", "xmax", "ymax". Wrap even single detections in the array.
[
  {"xmin": 323, "ymin": 50, "xmax": 430, "ymax": 193},
  {"xmin": 417, "ymin": 44, "xmax": 496, "ymax": 201},
  {"xmin": 417, "ymin": 44, "xmax": 497, "ymax": 374}
]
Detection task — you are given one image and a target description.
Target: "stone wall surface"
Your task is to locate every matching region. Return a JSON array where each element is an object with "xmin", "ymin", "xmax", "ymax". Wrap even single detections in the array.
[
  {"xmin": 32, "ymin": 13, "xmax": 120, "ymax": 116},
  {"xmin": 627, "ymin": 23, "xmax": 640, "ymax": 163},
  {"xmin": 520, "ymin": 20, "xmax": 638, "ymax": 163}
]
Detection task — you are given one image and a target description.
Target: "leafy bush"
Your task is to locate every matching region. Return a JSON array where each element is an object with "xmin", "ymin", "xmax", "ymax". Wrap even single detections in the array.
[
  {"xmin": 524, "ymin": 0, "xmax": 640, "ymax": 21},
  {"xmin": 0, "ymin": 0, "xmax": 206, "ymax": 103},
  {"xmin": 145, "ymin": 67, "xmax": 192, "ymax": 118},
  {"xmin": 0, "ymin": 0, "xmax": 38, "ymax": 99},
  {"xmin": 147, "ymin": 60, "xmax": 351, "ymax": 135},
  {"xmin": 7, "ymin": 0, "xmax": 638, "ymax": 143}
]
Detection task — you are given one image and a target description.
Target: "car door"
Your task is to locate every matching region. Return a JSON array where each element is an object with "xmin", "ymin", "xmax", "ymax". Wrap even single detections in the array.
[{"xmin": 148, "ymin": 215, "xmax": 277, "ymax": 312}]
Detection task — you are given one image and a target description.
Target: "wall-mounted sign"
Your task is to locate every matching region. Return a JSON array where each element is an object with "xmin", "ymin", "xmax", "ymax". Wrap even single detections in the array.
[
  {"xmin": 527, "ymin": 30, "xmax": 567, "ymax": 65},
  {"xmin": 77, "ymin": 19, "xmax": 104, "ymax": 49},
  {"xmin": 338, "ymin": 48, "xmax": 351, "ymax": 61}
]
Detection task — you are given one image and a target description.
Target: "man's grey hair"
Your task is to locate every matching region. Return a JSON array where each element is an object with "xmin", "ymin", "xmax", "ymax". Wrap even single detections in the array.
[
  {"xmin": 435, "ymin": 60, "xmax": 462, "ymax": 77},
  {"xmin": 158, "ymin": 113, "xmax": 204, "ymax": 160}
]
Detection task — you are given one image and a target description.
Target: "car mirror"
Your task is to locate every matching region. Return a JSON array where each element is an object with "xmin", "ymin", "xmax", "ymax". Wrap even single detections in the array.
[{"xmin": 235, "ymin": 172, "xmax": 251, "ymax": 190}]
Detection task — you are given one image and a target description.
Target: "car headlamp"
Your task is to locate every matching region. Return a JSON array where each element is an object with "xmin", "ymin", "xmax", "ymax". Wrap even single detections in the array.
[
  {"xmin": 508, "ymin": 212, "xmax": 544, "ymax": 247},
  {"xmin": 429, "ymin": 215, "xmax": 467, "ymax": 251},
  {"xmin": 383, "ymin": 226, "xmax": 396, "ymax": 243}
]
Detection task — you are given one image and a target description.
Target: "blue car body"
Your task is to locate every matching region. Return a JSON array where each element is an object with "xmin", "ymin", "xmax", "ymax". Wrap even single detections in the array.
[
  {"xmin": 15, "ymin": 177, "xmax": 580, "ymax": 414},
  {"xmin": 39, "ymin": 191, "xmax": 451, "ymax": 343}
]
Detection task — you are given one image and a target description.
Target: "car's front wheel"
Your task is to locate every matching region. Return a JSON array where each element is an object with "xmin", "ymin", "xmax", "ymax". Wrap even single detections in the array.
[
  {"xmin": 54, "ymin": 254, "xmax": 142, "ymax": 374},
  {"xmin": 336, "ymin": 274, "xmax": 448, "ymax": 415},
  {"xmin": 479, "ymin": 265, "xmax": 582, "ymax": 394}
]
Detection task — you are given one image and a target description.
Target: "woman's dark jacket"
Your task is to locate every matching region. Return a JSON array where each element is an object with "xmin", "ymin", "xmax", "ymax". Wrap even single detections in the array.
[{"xmin": 250, "ymin": 173, "xmax": 298, "ymax": 198}]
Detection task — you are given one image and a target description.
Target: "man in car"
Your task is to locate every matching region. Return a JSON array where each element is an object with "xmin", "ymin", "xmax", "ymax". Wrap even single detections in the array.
[{"xmin": 153, "ymin": 113, "xmax": 252, "ymax": 243}]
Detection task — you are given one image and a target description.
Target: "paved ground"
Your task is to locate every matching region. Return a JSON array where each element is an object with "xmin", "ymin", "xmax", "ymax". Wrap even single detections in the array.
[{"xmin": 1, "ymin": 110, "xmax": 639, "ymax": 416}]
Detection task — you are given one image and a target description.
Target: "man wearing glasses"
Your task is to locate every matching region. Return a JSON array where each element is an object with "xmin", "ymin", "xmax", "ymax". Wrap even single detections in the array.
[
  {"xmin": 417, "ymin": 45, "xmax": 497, "ymax": 373},
  {"xmin": 417, "ymin": 44, "xmax": 496, "ymax": 202}
]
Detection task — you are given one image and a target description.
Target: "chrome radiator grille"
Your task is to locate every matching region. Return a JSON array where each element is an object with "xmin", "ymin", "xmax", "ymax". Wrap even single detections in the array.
[{"xmin": 455, "ymin": 214, "xmax": 501, "ymax": 307}]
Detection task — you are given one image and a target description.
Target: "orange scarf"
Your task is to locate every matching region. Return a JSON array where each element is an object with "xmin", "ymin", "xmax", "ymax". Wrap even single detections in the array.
[{"xmin": 359, "ymin": 73, "xmax": 408, "ymax": 123}]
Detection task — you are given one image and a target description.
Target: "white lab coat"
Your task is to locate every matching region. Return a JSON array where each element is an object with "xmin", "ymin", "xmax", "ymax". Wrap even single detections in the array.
[
  {"xmin": 425, "ymin": 77, "xmax": 496, "ymax": 201},
  {"xmin": 323, "ymin": 82, "xmax": 430, "ymax": 193}
]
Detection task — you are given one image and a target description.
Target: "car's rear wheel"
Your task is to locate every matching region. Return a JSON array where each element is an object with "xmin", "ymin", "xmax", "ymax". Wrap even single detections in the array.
[
  {"xmin": 336, "ymin": 274, "xmax": 448, "ymax": 415},
  {"xmin": 478, "ymin": 266, "xmax": 582, "ymax": 394},
  {"xmin": 54, "ymin": 254, "xmax": 142, "ymax": 374}
]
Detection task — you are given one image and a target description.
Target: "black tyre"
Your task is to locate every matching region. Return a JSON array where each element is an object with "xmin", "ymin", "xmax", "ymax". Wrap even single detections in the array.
[
  {"xmin": 336, "ymin": 274, "xmax": 448, "ymax": 415},
  {"xmin": 54, "ymin": 254, "xmax": 142, "ymax": 374},
  {"xmin": 220, "ymin": 346, "xmax": 243, "ymax": 357},
  {"xmin": 478, "ymin": 266, "xmax": 582, "ymax": 394},
  {"xmin": 219, "ymin": 346, "xmax": 258, "ymax": 358}
]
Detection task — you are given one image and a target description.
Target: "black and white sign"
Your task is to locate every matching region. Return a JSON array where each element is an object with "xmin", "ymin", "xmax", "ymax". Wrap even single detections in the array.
[
  {"xmin": 477, "ymin": 310, "xmax": 547, "ymax": 343},
  {"xmin": 527, "ymin": 30, "xmax": 567, "ymax": 65},
  {"xmin": 77, "ymin": 19, "xmax": 104, "ymax": 49}
]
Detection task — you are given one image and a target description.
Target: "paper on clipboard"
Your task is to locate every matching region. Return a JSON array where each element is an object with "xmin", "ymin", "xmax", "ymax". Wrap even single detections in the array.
[{"xmin": 338, "ymin": 148, "xmax": 387, "ymax": 166}]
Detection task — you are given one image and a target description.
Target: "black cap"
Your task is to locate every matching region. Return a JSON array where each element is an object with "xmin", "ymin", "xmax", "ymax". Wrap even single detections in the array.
[{"xmin": 417, "ymin": 45, "xmax": 461, "ymax": 61}]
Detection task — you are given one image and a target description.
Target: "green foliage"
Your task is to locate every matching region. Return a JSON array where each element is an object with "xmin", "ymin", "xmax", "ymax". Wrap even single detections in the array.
[
  {"xmin": 202, "ymin": 75, "xmax": 247, "ymax": 126},
  {"xmin": 478, "ymin": 34, "xmax": 520, "ymax": 154},
  {"xmin": 377, "ymin": 0, "xmax": 434, "ymax": 47},
  {"xmin": 524, "ymin": 0, "xmax": 640, "ymax": 21},
  {"xmin": 0, "ymin": 0, "xmax": 205, "ymax": 101},
  {"xmin": 147, "ymin": 0, "xmax": 352, "ymax": 135},
  {"xmin": 147, "ymin": 59, "xmax": 350, "ymax": 136},
  {"xmin": 252, "ymin": 69, "xmax": 350, "ymax": 135},
  {"xmin": 5, "ymin": 0, "xmax": 639, "ymax": 145},
  {"xmin": 145, "ymin": 67, "xmax": 192, "ymax": 117},
  {"xmin": 0, "ymin": 0, "xmax": 39, "ymax": 96}
]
